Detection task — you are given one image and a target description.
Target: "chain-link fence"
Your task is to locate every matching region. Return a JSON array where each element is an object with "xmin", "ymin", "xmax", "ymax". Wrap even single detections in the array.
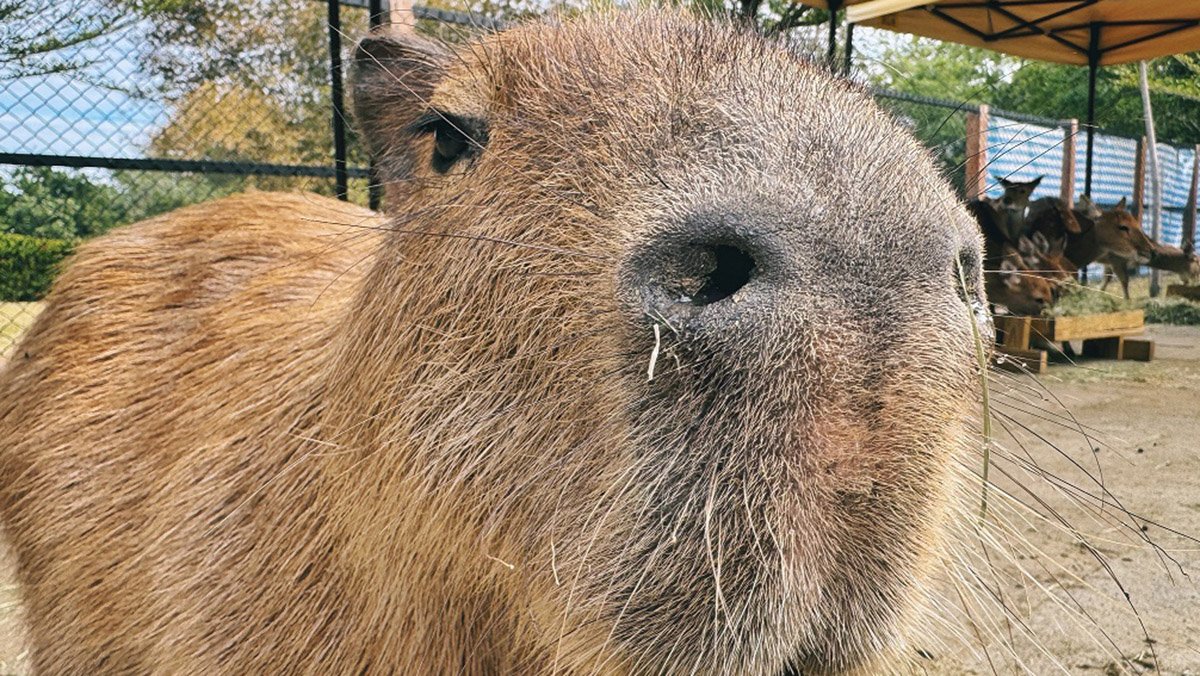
[
  {"xmin": 0, "ymin": 3, "xmax": 1190, "ymax": 361},
  {"xmin": 0, "ymin": 0, "xmax": 396, "ymax": 361}
]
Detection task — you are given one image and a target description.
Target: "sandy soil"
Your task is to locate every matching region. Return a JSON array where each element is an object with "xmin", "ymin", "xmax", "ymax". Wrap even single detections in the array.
[
  {"xmin": 1, "ymin": 324, "xmax": 1198, "ymax": 675},
  {"xmin": 925, "ymin": 324, "xmax": 1200, "ymax": 675}
]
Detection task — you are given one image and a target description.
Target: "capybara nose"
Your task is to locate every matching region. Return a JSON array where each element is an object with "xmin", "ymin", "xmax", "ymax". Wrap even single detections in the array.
[{"xmin": 627, "ymin": 211, "xmax": 771, "ymax": 330}]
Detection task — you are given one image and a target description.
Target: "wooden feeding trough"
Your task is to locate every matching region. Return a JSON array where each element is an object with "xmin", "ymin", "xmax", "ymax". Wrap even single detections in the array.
[
  {"xmin": 993, "ymin": 310, "xmax": 1154, "ymax": 374},
  {"xmin": 1166, "ymin": 284, "xmax": 1200, "ymax": 301}
]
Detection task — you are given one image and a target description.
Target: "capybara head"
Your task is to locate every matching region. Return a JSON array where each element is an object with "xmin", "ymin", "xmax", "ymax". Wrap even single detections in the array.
[
  {"xmin": 343, "ymin": 12, "xmax": 986, "ymax": 673},
  {"xmin": 0, "ymin": 11, "xmax": 989, "ymax": 676}
]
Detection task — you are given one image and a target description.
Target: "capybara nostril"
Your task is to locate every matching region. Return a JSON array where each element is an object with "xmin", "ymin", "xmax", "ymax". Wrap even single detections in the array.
[
  {"xmin": 633, "ymin": 238, "xmax": 759, "ymax": 328},
  {"xmin": 687, "ymin": 244, "xmax": 756, "ymax": 306}
]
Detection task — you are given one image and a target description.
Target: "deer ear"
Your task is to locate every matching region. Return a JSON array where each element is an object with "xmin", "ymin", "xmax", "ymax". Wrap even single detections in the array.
[
  {"xmin": 1000, "ymin": 259, "xmax": 1022, "ymax": 289},
  {"xmin": 998, "ymin": 176, "xmax": 1013, "ymax": 188},
  {"xmin": 1017, "ymin": 236, "xmax": 1035, "ymax": 256},
  {"xmin": 1116, "ymin": 196, "xmax": 1128, "ymax": 211},
  {"xmin": 1030, "ymin": 175, "xmax": 1043, "ymax": 189},
  {"xmin": 1032, "ymin": 230, "xmax": 1050, "ymax": 253},
  {"xmin": 352, "ymin": 31, "xmax": 452, "ymax": 182}
]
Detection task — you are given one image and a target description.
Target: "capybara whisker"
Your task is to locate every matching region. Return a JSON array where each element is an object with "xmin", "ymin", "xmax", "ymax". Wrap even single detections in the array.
[{"xmin": 5, "ymin": 8, "xmax": 1145, "ymax": 676}]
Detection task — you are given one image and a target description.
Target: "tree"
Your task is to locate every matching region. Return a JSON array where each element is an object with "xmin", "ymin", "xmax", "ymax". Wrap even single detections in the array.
[
  {"xmin": 0, "ymin": 0, "xmax": 128, "ymax": 80},
  {"xmin": 867, "ymin": 37, "xmax": 1008, "ymax": 190},
  {"xmin": 994, "ymin": 56, "xmax": 1200, "ymax": 145},
  {"xmin": 0, "ymin": 167, "xmax": 124, "ymax": 240}
]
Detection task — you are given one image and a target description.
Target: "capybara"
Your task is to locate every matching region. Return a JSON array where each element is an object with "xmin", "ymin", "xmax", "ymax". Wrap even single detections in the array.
[{"xmin": 0, "ymin": 11, "xmax": 988, "ymax": 675}]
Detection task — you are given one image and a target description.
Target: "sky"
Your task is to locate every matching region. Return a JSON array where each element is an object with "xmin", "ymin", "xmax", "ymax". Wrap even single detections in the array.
[
  {"xmin": 1, "ymin": 21, "xmax": 169, "ymax": 159},
  {"xmin": 0, "ymin": 12, "xmax": 912, "ymax": 163}
]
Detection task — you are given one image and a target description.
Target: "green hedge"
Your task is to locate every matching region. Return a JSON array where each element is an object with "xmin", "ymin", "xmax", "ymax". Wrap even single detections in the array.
[{"xmin": 0, "ymin": 233, "xmax": 74, "ymax": 302}]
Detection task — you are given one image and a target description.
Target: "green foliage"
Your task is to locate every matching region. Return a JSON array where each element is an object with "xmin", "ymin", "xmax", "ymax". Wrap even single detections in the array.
[
  {"xmin": 1050, "ymin": 284, "xmax": 1200, "ymax": 325},
  {"xmin": 1145, "ymin": 297, "xmax": 1200, "ymax": 325},
  {"xmin": 0, "ymin": 0, "xmax": 126, "ymax": 80},
  {"xmin": 1047, "ymin": 284, "xmax": 1133, "ymax": 317},
  {"xmin": 0, "ymin": 233, "xmax": 74, "ymax": 301},
  {"xmin": 870, "ymin": 39, "xmax": 1008, "ymax": 191},
  {"xmin": 0, "ymin": 167, "xmax": 125, "ymax": 240},
  {"xmin": 112, "ymin": 171, "xmax": 240, "ymax": 223},
  {"xmin": 868, "ymin": 39, "xmax": 1200, "ymax": 189},
  {"xmin": 993, "ymin": 57, "xmax": 1200, "ymax": 145}
]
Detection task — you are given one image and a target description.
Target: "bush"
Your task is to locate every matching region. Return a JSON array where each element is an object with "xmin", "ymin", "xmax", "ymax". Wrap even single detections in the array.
[
  {"xmin": 1, "ymin": 167, "xmax": 124, "ymax": 240},
  {"xmin": 0, "ymin": 233, "xmax": 74, "ymax": 301}
]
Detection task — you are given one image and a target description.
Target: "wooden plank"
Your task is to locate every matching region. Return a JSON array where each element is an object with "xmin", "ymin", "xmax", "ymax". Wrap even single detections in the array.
[
  {"xmin": 1121, "ymin": 338, "xmax": 1155, "ymax": 362},
  {"xmin": 1031, "ymin": 310, "xmax": 1144, "ymax": 341},
  {"xmin": 964, "ymin": 105, "xmax": 989, "ymax": 201},
  {"xmin": 1060, "ymin": 119, "xmax": 1077, "ymax": 208},
  {"xmin": 994, "ymin": 346, "xmax": 1047, "ymax": 374},
  {"xmin": 1166, "ymin": 284, "xmax": 1200, "ymax": 300},
  {"xmin": 994, "ymin": 315, "xmax": 1032, "ymax": 350}
]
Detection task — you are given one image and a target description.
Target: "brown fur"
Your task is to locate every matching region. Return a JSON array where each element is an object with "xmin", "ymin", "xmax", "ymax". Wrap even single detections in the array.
[
  {"xmin": 970, "ymin": 199, "xmax": 1060, "ymax": 312},
  {"xmin": 1063, "ymin": 196, "xmax": 1153, "ymax": 272},
  {"xmin": 1103, "ymin": 239, "xmax": 1200, "ymax": 298},
  {"xmin": 985, "ymin": 251, "xmax": 1054, "ymax": 316},
  {"xmin": 1149, "ymin": 242, "xmax": 1200, "ymax": 283},
  {"xmin": 990, "ymin": 175, "xmax": 1042, "ymax": 241},
  {"xmin": 0, "ymin": 12, "xmax": 986, "ymax": 675}
]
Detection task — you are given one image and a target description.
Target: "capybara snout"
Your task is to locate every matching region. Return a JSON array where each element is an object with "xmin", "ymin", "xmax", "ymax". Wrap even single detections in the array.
[{"xmin": 0, "ymin": 10, "xmax": 985, "ymax": 676}]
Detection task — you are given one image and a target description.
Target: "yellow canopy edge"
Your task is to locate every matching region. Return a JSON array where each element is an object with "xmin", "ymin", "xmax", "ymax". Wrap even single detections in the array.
[{"xmin": 800, "ymin": 0, "xmax": 1200, "ymax": 66}]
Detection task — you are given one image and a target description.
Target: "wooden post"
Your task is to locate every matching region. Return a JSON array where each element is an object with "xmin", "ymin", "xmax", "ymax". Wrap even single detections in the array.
[
  {"xmin": 1060, "ymin": 119, "xmax": 1077, "ymax": 208},
  {"xmin": 1184, "ymin": 145, "xmax": 1199, "ymax": 256},
  {"xmin": 964, "ymin": 104, "xmax": 989, "ymax": 201},
  {"xmin": 1132, "ymin": 136, "xmax": 1147, "ymax": 220}
]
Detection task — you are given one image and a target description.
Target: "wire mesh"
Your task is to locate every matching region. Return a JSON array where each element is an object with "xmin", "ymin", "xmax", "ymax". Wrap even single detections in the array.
[
  {"xmin": 0, "ymin": 0, "xmax": 385, "ymax": 357},
  {"xmin": 2, "ymin": 2, "xmax": 1191, "ymax": 358}
]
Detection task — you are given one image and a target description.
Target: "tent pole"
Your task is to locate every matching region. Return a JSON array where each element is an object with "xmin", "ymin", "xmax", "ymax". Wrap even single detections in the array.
[
  {"xmin": 827, "ymin": 0, "xmax": 843, "ymax": 67},
  {"xmin": 843, "ymin": 21, "xmax": 855, "ymax": 75},
  {"xmin": 1139, "ymin": 60, "xmax": 1163, "ymax": 298},
  {"xmin": 1084, "ymin": 23, "xmax": 1100, "ymax": 198}
]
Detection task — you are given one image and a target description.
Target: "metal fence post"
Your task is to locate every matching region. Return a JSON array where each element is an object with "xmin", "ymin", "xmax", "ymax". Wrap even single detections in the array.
[
  {"xmin": 1133, "ymin": 136, "xmax": 1146, "ymax": 220},
  {"xmin": 366, "ymin": 0, "xmax": 385, "ymax": 210},
  {"xmin": 328, "ymin": 0, "xmax": 350, "ymax": 201}
]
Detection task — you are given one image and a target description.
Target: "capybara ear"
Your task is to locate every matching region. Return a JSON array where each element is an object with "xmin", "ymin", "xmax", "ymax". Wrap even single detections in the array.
[{"xmin": 352, "ymin": 31, "xmax": 452, "ymax": 182}]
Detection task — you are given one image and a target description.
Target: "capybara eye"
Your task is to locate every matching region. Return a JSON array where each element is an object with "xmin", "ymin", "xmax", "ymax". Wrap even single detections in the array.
[
  {"xmin": 410, "ymin": 110, "xmax": 488, "ymax": 173},
  {"xmin": 433, "ymin": 127, "xmax": 469, "ymax": 171}
]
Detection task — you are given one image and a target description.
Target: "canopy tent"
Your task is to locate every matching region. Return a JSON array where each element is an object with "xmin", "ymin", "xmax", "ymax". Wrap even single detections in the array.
[{"xmin": 800, "ymin": 0, "xmax": 1200, "ymax": 195}]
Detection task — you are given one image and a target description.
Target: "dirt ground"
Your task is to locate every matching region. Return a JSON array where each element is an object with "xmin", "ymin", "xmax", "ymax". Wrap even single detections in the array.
[
  {"xmin": 0, "ymin": 322, "xmax": 1198, "ymax": 674},
  {"xmin": 927, "ymin": 323, "xmax": 1200, "ymax": 675}
]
